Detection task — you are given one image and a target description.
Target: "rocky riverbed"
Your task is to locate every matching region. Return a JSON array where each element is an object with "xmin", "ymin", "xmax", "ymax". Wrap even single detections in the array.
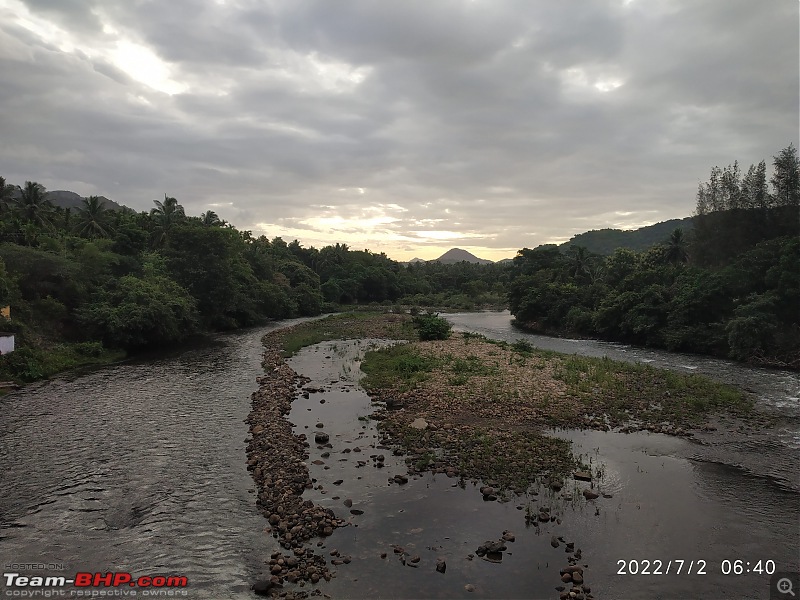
[
  {"xmin": 245, "ymin": 313, "xmax": 794, "ymax": 599},
  {"xmin": 246, "ymin": 346, "xmax": 344, "ymax": 596},
  {"xmin": 245, "ymin": 314, "xmax": 413, "ymax": 597},
  {"xmin": 246, "ymin": 317, "xmax": 600, "ymax": 598}
]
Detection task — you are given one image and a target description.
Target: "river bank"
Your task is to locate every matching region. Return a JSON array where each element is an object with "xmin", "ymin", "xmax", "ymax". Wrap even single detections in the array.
[{"xmin": 245, "ymin": 312, "xmax": 797, "ymax": 598}]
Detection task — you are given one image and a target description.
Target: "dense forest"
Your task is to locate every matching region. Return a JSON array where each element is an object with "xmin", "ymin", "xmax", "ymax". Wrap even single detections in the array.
[
  {"xmin": 0, "ymin": 183, "xmax": 506, "ymax": 381},
  {"xmin": 1, "ymin": 145, "xmax": 797, "ymax": 381},
  {"xmin": 509, "ymin": 145, "xmax": 800, "ymax": 368}
]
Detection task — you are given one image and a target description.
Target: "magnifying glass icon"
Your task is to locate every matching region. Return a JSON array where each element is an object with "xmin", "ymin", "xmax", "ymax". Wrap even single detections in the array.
[{"xmin": 778, "ymin": 578, "xmax": 796, "ymax": 597}]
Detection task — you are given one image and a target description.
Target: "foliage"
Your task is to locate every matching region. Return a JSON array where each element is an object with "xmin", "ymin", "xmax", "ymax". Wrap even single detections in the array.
[
  {"xmin": 507, "ymin": 145, "xmax": 800, "ymax": 367},
  {"xmin": 413, "ymin": 312, "xmax": 452, "ymax": 340},
  {"xmin": 560, "ymin": 218, "xmax": 694, "ymax": 256},
  {"xmin": 1, "ymin": 146, "xmax": 796, "ymax": 383},
  {"xmin": 0, "ymin": 342, "xmax": 123, "ymax": 383},
  {"xmin": 76, "ymin": 273, "xmax": 198, "ymax": 349}
]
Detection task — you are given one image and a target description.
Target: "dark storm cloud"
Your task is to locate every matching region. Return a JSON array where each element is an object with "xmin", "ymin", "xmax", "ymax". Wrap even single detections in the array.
[{"xmin": 1, "ymin": 0, "xmax": 797, "ymax": 258}]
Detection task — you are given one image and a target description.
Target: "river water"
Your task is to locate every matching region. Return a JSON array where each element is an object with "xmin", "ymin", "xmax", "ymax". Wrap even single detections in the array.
[
  {"xmin": 1, "ymin": 311, "xmax": 798, "ymax": 600},
  {"xmin": 0, "ymin": 321, "xmax": 314, "ymax": 599}
]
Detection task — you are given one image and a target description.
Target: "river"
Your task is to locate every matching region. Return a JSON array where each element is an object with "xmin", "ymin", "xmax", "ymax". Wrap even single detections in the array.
[
  {"xmin": 0, "ymin": 320, "xmax": 314, "ymax": 599},
  {"xmin": 0, "ymin": 311, "xmax": 798, "ymax": 600}
]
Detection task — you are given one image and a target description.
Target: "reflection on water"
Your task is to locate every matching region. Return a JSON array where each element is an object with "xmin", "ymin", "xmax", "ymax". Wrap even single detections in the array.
[
  {"xmin": 1, "ymin": 311, "xmax": 798, "ymax": 600},
  {"xmin": 287, "ymin": 340, "xmax": 799, "ymax": 600},
  {"xmin": 0, "ymin": 321, "xmax": 313, "ymax": 599}
]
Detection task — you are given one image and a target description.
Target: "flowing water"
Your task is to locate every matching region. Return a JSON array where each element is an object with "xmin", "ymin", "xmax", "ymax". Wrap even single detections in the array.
[
  {"xmin": 444, "ymin": 310, "xmax": 800, "ymax": 492},
  {"xmin": 0, "ymin": 321, "xmax": 315, "ymax": 599},
  {"xmin": 1, "ymin": 311, "xmax": 798, "ymax": 600}
]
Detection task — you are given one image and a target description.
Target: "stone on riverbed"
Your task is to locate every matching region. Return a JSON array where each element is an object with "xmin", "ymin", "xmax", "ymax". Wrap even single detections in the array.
[
  {"xmin": 410, "ymin": 417, "xmax": 428, "ymax": 430},
  {"xmin": 314, "ymin": 432, "xmax": 329, "ymax": 444},
  {"xmin": 573, "ymin": 471, "xmax": 592, "ymax": 481},
  {"xmin": 252, "ymin": 580, "xmax": 273, "ymax": 595}
]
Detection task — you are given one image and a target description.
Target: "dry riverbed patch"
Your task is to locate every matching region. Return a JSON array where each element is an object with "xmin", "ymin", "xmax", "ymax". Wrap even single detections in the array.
[{"xmin": 247, "ymin": 313, "xmax": 753, "ymax": 598}]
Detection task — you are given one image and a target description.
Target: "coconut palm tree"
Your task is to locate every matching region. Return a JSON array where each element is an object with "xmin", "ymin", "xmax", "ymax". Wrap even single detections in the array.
[
  {"xmin": 150, "ymin": 194, "xmax": 185, "ymax": 248},
  {"xmin": 664, "ymin": 228, "xmax": 689, "ymax": 265},
  {"xmin": 565, "ymin": 245, "xmax": 592, "ymax": 282},
  {"xmin": 14, "ymin": 181, "xmax": 53, "ymax": 229},
  {"xmin": 0, "ymin": 176, "xmax": 16, "ymax": 216},
  {"xmin": 200, "ymin": 210, "xmax": 222, "ymax": 226},
  {"xmin": 74, "ymin": 196, "xmax": 114, "ymax": 238}
]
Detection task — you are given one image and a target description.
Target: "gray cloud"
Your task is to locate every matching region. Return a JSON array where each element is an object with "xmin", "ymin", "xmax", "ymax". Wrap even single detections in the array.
[{"xmin": 1, "ymin": 0, "xmax": 797, "ymax": 259}]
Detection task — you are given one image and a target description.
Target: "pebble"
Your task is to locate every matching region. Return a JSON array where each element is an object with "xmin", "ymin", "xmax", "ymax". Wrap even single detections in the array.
[{"xmin": 246, "ymin": 348, "xmax": 345, "ymax": 587}]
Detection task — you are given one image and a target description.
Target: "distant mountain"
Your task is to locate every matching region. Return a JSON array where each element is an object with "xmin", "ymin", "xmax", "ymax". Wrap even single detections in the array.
[
  {"xmin": 559, "ymin": 217, "xmax": 694, "ymax": 255},
  {"xmin": 435, "ymin": 248, "xmax": 493, "ymax": 264},
  {"xmin": 407, "ymin": 257, "xmax": 426, "ymax": 264},
  {"xmin": 46, "ymin": 190, "xmax": 123, "ymax": 212}
]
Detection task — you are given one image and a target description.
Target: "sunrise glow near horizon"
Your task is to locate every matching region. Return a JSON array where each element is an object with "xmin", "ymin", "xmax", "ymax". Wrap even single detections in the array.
[{"xmin": 0, "ymin": 0, "xmax": 796, "ymax": 262}]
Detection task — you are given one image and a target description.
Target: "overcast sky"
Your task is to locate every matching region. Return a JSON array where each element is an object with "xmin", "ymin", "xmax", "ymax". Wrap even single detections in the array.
[{"xmin": 0, "ymin": 0, "xmax": 797, "ymax": 260}]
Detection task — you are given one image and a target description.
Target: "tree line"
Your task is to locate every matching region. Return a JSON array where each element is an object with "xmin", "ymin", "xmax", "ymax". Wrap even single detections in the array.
[
  {"xmin": 0, "ymin": 183, "xmax": 506, "ymax": 380},
  {"xmin": 1, "ymin": 144, "xmax": 797, "ymax": 380},
  {"xmin": 507, "ymin": 145, "xmax": 799, "ymax": 368}
]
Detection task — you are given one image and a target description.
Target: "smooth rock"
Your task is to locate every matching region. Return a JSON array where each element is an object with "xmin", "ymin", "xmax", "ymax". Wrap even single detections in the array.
[{"xmin": 252, "ymin": 580, "xmax": 272, "ymax": 596}]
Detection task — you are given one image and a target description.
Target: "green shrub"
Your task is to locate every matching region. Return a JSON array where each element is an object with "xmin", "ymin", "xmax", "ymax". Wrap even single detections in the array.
[
  {"xmin": 512, "ymin": 339, "xmax": 534, "ymax": 354},
  {"xmin": 73, "ymin": 341, "xmax": 104, "ymax": 357},
  {"xmin": 0, "ymin": 347, "xmax": 46, "ymax": 382},
  {"xmin": 413, "ymin": 313, "xmax": 452, "ymax": 340}
]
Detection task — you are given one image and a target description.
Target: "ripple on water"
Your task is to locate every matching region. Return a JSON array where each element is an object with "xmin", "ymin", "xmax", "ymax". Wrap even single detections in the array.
[{"xmin": 0, "ymin": 320, "xmax": 321, "ymax": 599}]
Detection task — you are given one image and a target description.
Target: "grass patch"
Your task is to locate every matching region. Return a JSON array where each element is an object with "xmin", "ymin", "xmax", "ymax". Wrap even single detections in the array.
[
  {"xmin": 446, "ymin": 354, "xmax": 499, "ymax": 386},
  {"xmin": 275, "ymin": 312, "xmax": 414, "ymax": 357},
  {"xmin": 378, "ymin": 420, "xmax": 577, "ymax": 492},
  {"xmin": 551, "ymin": 353, "xmax": 752, "ymax": 424},
  {"xmin": 452, "ymin": 429, "xmax": 576, "ymax": 490},
  {"xmin": 361, "ymin": 344, "xmax": 441, "ymax": 391}
]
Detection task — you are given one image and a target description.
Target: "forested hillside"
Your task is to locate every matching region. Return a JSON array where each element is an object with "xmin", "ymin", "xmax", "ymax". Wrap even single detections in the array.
[
  {"xmin": 508, "ymin": 145, "xmax": 800, "ymax": 368},
  {"xmin": 559, "ymin": 218, "xmax": 694, "ymax": 255}
]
